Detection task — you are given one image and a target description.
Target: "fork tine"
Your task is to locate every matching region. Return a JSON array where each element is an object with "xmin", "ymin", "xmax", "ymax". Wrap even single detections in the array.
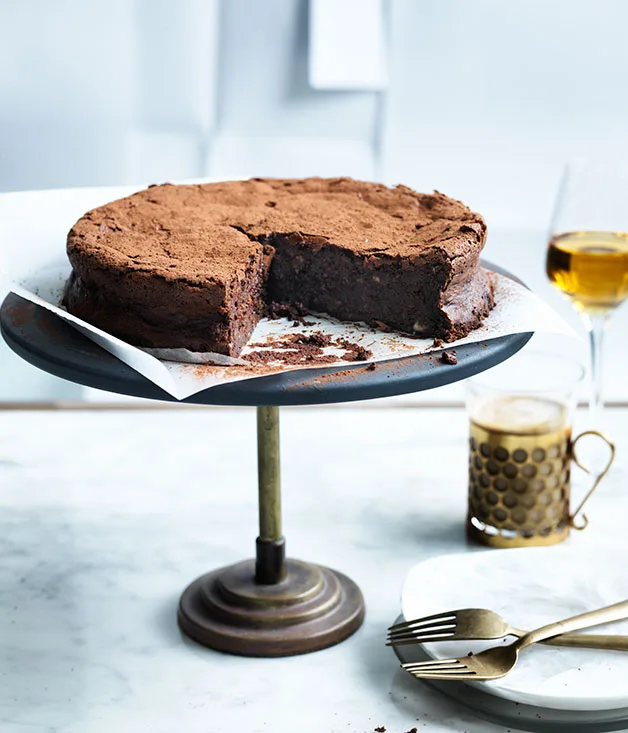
[
  {"xmin": 386, "ymin": 626, "xmax": 456, "ymax": 641},
  {"xmin": 388, "ymin": 611, "xmax": 457, "ymax": 631},
  {"xmin": 407, "ymin": 669, "xmax": 478, "ymax": 679},
  {"xmin": 406, "ymin": 667, "xmax": 471, "ymax": 676},
  {"xmin": 387, "ymin": 631, "xmax": 456, "ymax": 645},
  {"xmin": 401, "ymin": 658, "xmax": 462, "ymax": 669},
  {"xmin": 406, "ymin": 664, "xmax": 468, "ymax": 674},
  {"xmin": 387, "ymin": 632, "xmax": 456, "ymax": 642},
  {"xmin": 387, "ymin": 624, "xmax": 456, "ymax": 641},
  {"xmin": 388, "ymin": 620, "xmax": 457, "ymax": 634}
]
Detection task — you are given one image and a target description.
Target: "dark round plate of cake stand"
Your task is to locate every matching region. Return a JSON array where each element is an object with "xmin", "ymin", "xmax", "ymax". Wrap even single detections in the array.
[{"xmin": 0, "ymin": 264, "xmax": 532, "ymax": 658}]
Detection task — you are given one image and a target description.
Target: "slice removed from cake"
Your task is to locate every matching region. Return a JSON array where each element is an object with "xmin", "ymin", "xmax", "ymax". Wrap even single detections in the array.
[{"xmin": 64, "ymin": 178, "xmax": 495, "ymax": 356}]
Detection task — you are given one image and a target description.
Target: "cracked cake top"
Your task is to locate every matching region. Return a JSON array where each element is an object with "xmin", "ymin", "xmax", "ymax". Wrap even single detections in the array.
[{"xmin": 67, "ymin": 177, "xmax": 487, "ymax": 285}]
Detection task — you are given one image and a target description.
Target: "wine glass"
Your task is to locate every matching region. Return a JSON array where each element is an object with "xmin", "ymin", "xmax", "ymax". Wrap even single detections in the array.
[{"xmin": 546, "ymin": 160, "xmax": 628, "ymax": 430}]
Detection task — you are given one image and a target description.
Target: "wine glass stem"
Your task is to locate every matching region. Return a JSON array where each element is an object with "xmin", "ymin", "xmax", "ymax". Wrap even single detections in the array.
[{"xmin": 583, "ymin": 313, "xmax": 609, "ymax": 428}]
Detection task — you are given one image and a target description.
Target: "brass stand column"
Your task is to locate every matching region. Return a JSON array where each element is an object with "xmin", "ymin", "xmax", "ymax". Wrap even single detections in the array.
[
  {"xmin": 178, "ymin": 406, "xmax": 365, "ymax": 657},
  {"xmin": 255, "ymin": 406, "xmax": 286, "ymax": 584}
]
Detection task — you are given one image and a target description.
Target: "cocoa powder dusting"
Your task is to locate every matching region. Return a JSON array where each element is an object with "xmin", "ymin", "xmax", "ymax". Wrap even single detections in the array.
[
  {"xmin": 3, "ymin": 302, "xmax": 34, "ymax": 329},
  {"xmin": 65, "ymin": 177, "xmax": 493, "ymax": 357}
]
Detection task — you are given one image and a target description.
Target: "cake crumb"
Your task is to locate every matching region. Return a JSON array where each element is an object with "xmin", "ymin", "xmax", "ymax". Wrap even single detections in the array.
[
  {"xmin": 373, "ymin": 320, "xmax": 392, "ymax": 333},
  {"xmin": 374, "ymin": 727, "xmax": 386, "ymax": 732},
  {"xmin": 352, "ymin": 345, "xmax": 373, "ymax": 361},
  {"xmin": 337, "ymin": 338, "xmax": 373, "ymax": 362},
  {"xmin": 366, "ymin": 362, "xmax": 377, "ymax": 371},
  {"xmin": 265, "ymin": 300, "xmax": 309, "ymax": 323},
  {"xmin": 246, "ymin": 331, "xmax": 372, "ymax": 366},
  {"xmin": 290, "ymin": 331, "xmax": 332, "ymax": 347},
  {"xmin": 432, "ymin": 338, "xmax": 444, "ymax": 348},
  {"xmin": 440, "ymin": 349, "xmax": 458, "ymax": 365}
]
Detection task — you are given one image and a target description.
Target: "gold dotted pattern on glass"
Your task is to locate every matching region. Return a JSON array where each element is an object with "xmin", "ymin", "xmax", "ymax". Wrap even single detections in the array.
[{"xmin": 468, "ymin": 423, "xmax": 571, "ymax": 544}]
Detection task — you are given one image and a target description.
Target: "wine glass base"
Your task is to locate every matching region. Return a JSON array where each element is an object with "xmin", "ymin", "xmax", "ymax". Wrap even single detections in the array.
[{"xmin": 178, "ymin": 558, "xmax": 365, "ymax": 657}]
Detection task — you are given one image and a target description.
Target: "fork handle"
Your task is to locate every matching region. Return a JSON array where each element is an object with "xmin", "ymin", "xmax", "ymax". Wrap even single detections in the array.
[
  {"xmin": 519, "ymin": 600, "xmax": 628, "ymax": 650},
  {"xmin": 542, "ymin": 633, "xmax": 628, "ymax": 651}
]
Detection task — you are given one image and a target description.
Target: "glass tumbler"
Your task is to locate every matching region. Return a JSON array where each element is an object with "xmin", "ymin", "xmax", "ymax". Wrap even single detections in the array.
[{"xmin": 466, "ymin": 351, "xmax": 614, "ymax": 548}]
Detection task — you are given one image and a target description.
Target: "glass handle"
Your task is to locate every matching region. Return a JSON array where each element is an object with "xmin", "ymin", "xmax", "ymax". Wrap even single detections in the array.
[{"xmin": 569, "ymin": 430, "xmax": 616, "ymax": 530}]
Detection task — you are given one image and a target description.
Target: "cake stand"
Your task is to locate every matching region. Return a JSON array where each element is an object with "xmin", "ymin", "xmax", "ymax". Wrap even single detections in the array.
[{"xmin": 1, "ymin": 286, "xmax": 532, "ymax": 658}]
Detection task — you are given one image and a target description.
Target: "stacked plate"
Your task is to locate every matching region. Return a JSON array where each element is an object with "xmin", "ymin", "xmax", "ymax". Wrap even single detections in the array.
[{"xmin": 394, "ymin": 544, "xmax": 628, "ymax": 731}]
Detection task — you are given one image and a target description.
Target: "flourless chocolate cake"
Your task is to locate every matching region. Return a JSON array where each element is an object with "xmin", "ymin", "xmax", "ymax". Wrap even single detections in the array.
[{"xmin": 64, "ymin": 178, "xmax": 495, "ymax": 356}]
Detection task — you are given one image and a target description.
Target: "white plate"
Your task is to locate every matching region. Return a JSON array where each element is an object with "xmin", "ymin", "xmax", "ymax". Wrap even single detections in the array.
[
  {"xmin": 392, "ymin": 617, "xmax": 628, "ymax": 731},
  {"xmin": 401, "ymin": 544, "xmax": 628, "ymax": 712}
]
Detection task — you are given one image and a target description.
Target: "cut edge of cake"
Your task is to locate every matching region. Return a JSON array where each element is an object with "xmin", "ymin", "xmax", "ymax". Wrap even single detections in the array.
[{"xmin": 63, "ymin": 178, "xmax": 496, "ymax": 356}]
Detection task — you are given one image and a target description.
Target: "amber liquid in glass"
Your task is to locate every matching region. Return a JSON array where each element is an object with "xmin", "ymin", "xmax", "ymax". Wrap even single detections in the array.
[
  {"xmin": 468, "ymin": 396, "xmax": 572, "ymax": 546},
  {"xmin": 546, "ymin": 231, "xmax": 628, "ymax": 314}
]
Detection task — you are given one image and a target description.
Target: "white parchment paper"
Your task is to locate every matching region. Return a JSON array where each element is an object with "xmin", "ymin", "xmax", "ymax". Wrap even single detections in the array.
[{"xmin": 11, "ymin": 258, "xmax": 578, "ymax": 400}]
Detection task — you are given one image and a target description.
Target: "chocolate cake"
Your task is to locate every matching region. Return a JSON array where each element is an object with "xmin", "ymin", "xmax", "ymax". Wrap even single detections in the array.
[{"xmin": 64, "ymin": 178, "xmax": 495, "ymax": 356}]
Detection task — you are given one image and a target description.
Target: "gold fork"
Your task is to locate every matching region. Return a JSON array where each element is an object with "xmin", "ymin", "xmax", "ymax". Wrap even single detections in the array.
[
  {"xmin": 402, "ymin": 599, "xmax": 628, "ymax": 681},
  {"xmin": 388, "ymin": 608, "xmax": 628, "ymax": 651}
]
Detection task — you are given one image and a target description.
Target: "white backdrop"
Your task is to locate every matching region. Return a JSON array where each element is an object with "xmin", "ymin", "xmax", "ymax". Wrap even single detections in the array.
[
  {"xmin": 3, "ymin": 0, "xmax": 628, "ymax": 225},
  {"xmin": 1, "ymin": 0, "xmax": 627, "ymax": 401}
]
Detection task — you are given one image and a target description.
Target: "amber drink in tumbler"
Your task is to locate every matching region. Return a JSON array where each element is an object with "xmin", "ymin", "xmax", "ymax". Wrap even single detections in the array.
[
  {"xmin": 468, "ymin": 394, "xmax": 572, "ymax": 547},
  {"xmin": 466, "ymin": 352, "xmax": 613, "ymax": 548}
]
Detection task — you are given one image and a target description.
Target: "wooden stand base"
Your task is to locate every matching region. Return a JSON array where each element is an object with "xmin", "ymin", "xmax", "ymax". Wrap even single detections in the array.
[{"xmin": 178, "ymin": 558, "xmax": 365, "ymax": 657}]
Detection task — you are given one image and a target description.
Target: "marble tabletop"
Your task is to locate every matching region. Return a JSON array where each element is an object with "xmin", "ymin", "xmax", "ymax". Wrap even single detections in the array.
[{"xmin": 1, "ymin": 405, "xmax": 627, "ymax": 733}]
